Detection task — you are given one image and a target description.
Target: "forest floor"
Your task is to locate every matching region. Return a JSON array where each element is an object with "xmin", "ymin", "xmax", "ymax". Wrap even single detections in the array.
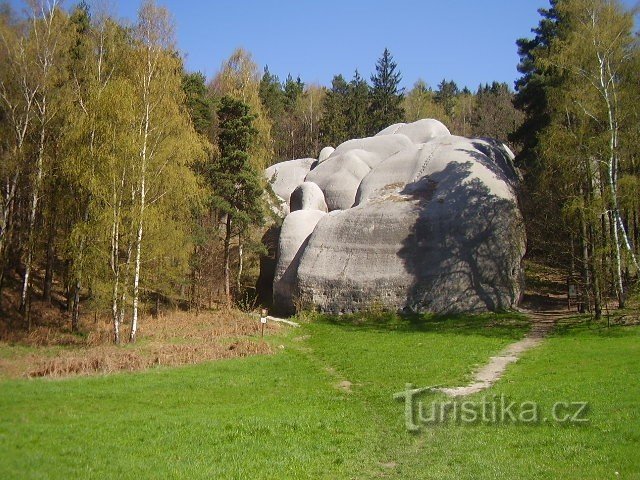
[{"xmin": 0, "ymin": 261, "xmax": 638, "ymax": 478}]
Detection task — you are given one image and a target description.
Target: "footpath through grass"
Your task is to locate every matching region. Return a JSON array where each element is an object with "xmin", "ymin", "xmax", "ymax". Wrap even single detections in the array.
[{"xmin": 0, "ymin": 311, "xmax": 638, "ymax": 479}]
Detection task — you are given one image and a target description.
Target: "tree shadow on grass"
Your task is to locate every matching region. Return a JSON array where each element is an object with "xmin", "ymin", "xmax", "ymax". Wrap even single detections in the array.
[
  {"xmin": 311, "ymin": 310, "xmax": 530, "ymax": 340},
  {"xmin": 551, "ymin": 315, "xmax": 640, "ymax": 338}
]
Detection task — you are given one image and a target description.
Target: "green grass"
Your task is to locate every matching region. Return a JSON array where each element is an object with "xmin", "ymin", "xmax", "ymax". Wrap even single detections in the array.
[{"xmin": 0, "ymin": 311, "xmax": 638, "ymax": 479}]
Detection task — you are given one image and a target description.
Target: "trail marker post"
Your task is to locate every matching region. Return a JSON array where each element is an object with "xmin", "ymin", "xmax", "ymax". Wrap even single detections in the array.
[{"xmin": 260, "ymin": 308, "xmax": 267, "ymax": 338}]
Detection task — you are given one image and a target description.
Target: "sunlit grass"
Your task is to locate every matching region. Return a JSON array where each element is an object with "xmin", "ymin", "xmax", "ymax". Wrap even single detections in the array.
[{"xmin": 0, "ymin": 312, "xmax": 638, "ymax": 479}]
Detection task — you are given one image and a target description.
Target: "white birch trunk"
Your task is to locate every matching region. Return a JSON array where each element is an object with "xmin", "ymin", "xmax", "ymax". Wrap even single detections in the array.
[
  {"xmin": 0, "ymin": 171, "xmax": 19, "ymax": 261},
  {"xmin": 596, "ymin": 44, "xmax": 625, "ymax": 307},
  {"xmin": 20, "ymin": 109, "xmax": 46, "ymax": 312},
  {"xmin": 130, "ymin": 97, "xmax": 151, "ymax": 342},
  {"xmin": 237, "ymin": 236, "xmax": 243, "ymax": 293}
]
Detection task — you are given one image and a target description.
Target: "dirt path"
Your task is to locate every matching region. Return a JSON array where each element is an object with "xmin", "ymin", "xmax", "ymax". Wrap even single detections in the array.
[{"xmin": 437, "ymin": 301, "xmax": 571, "ymax": 397}]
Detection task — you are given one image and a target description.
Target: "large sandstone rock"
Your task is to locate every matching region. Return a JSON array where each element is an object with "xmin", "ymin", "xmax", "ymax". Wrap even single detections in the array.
[
  {"xmin": 266, "ymin": 119, "xmax": 526, "ymax": 315},
  {"xmin": 265, "ymin": 158, "xmax": 316, "ymax": 215},
  {"xmin": 290, "ymin": 182, "xmax": 328, "ymax": 213},
  {"xmin": 273, "ymin": 209, "xmax": 326, "ymax": 313}
]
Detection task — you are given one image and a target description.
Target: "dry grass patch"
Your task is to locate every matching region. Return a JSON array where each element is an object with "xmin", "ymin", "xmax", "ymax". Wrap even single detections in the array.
[
  {"xmin": 28, "ymin": 339, "xmax": 272, "ymax": 378},
  {"xmin": 0, "ymin": 308, "xmax": 281, "ymax": 379}
]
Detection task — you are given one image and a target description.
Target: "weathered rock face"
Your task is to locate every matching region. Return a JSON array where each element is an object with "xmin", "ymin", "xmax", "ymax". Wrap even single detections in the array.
[
  {"xmin": 267, "ymin": 119, "xmax": 526, "ymax": 315},
  {"xmin": 265, "ymin": 158, "xmax": 316, "ymax": 215}
]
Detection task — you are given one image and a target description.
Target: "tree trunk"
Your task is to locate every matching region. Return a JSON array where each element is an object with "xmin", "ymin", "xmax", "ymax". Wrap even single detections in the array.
[
  {"xmin": 130, "ymin": 97, "xmax": 151, "ymax": 344},
  {"xmin": 579, "ymin": 197, "xmax": 591, "ymax": 311},
  {"xmin": 43, "ymin": 215, "xmax": 56, "ymax": 302},
  {"xmin": 608, "ymin": 208, "xmax": 624, "ymax": 308},
  {"xmin": 237, "ymin": 235, "xmax": 243, "ymax": 293},
  {"xmin": 0, "ymin": 171, "xmax": 19, "ymax": 299},
  {"xmin": 153, "ymin": 293, "xmax": 160, "ymax": 319},
  {"xmin": 633, "ymin": 210, "xmax": 639, "ymax": 258},
  {"xmin": 224, "ymin": 214, "xmax": 232, "ymax": 307},
  {"xmin": 110, "ymin": 172, "xmax": 126, "ymax": 345},
  {"xmin": 112, "ymin": 275, "xmax": 121, "ymax": 344},
  {"xmin": 117, "ymin": 239, "xmax": 134, "ymax": 343},
  {"xmin": 598, "ymin": 54, "xmax": 627, "ymax": 308},
  {"xmin": 71, "ymin": 279, "xmax": 81, "ymax": 332},
  {"xmin": 130, "ymin": 211, "xmax": 144, "ymax": 343},
  {"xmin": 20, "ymin": 94, "xmax": 48, "ymax": 314},
  {"xmin": 66, "ymin": 283, "xmax": 73, "ymax": 312},
  {"xmin": 589, "ymin": 224, "xmax": 602, "ymax": 320}
]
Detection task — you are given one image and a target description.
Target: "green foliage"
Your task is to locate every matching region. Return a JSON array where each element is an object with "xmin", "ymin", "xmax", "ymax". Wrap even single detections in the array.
[
  {"xmin": 259, "ymin": 68, "xmax": 324, "ymax": 161},
  {"xmin": 319, "ymin": 74, "xmax": 349, "ymax": 147},
  {"xmin": 434, "ymin": 79, "xmax": 459, "ymax": 120},
  {"xmin": 258, "ymin": 65, "xmax": 284, "ymax": 120},
  {"xmin": 470, "ymin": 82, "xmax": 523, "ymax": 143},
  {"xmin": 368, "ymin": 47, "xmax": 405, "ymax": 134},
  {"xmin": 211, "ymin": 48, "xmax": 273, "ymax": 169},
  {"xmin": 283, "ymin": 73, "xmax": 304, "ymax": 111},
  {"xmin": 514, "ymin": 0, "xmax": 640, "ymax": 311},
  {"xmin": 512, "ymin": 0, "xmax": 561, "ymax": 173},
  {"xmin": 182, "ymin": 71, "xmax": 213, "ymax": 137},
  {"xmin": 346, "ymin": 69, "xmax": 369, "ymax": 139},
  {"xmin": 207, "ymin": 96, "xmax": 263, "ymax": 231}
]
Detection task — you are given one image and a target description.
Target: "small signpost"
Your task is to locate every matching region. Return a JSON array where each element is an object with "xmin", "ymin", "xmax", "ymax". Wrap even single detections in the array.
[
  {"xmin": 567, "ymin": 276, "xmax": 582, "ymax": 312},
  {"xmin": 260, "ymin": 308, "xmax": 267, "ymax": 338}
]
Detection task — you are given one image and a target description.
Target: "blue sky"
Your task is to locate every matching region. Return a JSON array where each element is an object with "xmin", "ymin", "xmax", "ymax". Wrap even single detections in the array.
[
  {"xmin": 8, "ymin": 0, "xmax": 639, "ymax": 91},
  {"xmin": 118, "ymin": 0, "xmax": 554, "ymax": 90}
]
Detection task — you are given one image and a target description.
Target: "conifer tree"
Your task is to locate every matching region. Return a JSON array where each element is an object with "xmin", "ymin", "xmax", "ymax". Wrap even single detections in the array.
[
  {"xmin": 434, "ymin": 79, "xmax": 459, "ymax": 121},
  {"xmin": 346, "ymin": 69, "xmax": 369, "ymax": 139},
  {"xmin": 206, "ymin": 96, "xmax": 262, "ymax": 305},
  {"xmin": 368, "ymin": 48, "xmax": 404, "ymax": 134},
  {"xmin": 211, "ymin": 48, "xmax": 273, "ymax": 169},
  {"xmin": 182, "ymin": 71, "xmax": 212, "ymax": 137},
  {"xmin": 319, "ymin": 74, "xmax": 349, "ymax": 147}
]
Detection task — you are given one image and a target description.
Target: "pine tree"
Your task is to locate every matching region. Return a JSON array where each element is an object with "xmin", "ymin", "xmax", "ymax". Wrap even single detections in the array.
[
  {"xmin": 346, "ymin": 69, "xmax": 369, "ymax": 139},
  {"xmin": 283, "ymin": 74, "xmax": 304, "ymax": 111},
  {"xmin": 182, "ymin": 71, "xmax": 212, "ymax": 137},
  {"xmin": 512, "ymin": 0, "xmax": 561, "ymax": 172},
  {"xmin": 282, "ymin": 74, "xmax": 305, "ymax": 159},
  {"xmin": 258, "ymin": 66, "xmax": 286, "ymax": 160},
  {"xmin": 211, "ymin": 48, "xmax": 273, "ymax": 169},
  {"xmin": 368, "ymin": 48, "xmax": 404, "ymax": 134},
  {"xmin": 319, "ymin": 74, "xmax": 349, "ymax": 147},
  {"xmin": 206, "ymin": 96, "xmax": 262, "ymax": 305},
  {"xmin": 259, "ymin": 65, "xmax": 284, "ymax": 119},
  {"xmin": 434, "ymin": 79, "xmax": 459, "ymax": 121}
]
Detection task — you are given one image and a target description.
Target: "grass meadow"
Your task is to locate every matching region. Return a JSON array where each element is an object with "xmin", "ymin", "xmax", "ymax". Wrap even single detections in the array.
[{"xmin": 0, "ymin": 311, "xmax": 638, "ymax": 479}]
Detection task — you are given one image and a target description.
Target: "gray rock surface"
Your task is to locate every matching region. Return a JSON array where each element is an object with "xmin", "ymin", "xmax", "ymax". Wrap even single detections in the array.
[
  {"xmin": 265, "ymin": 119, "xmax": 526, "ymax": 315},
  {"xmin": 290, "ymin": 182, "xmax": 328, "ymax": 213},
  {"xmin": 273, "ymin": 209, "xmax": 326, "ymax": 313},
  {"xmin": 318, "ymin": 146, "xmax": 335, "ymax": 164},
  {"xmin": 265, "ymin": 158, "xmax": 315, "ymax": 214},
  {"xmin": 376, "ymin": 118, "xmax": 451, "ymax": 143},
  {"xmin": 305, "ymin": 135, "xmax": 414, "ymax": 211}
]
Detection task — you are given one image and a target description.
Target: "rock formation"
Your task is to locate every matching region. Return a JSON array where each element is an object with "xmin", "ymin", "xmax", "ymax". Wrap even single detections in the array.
[{"xmin": 266, "ymin": 119, "xmax": 526, "ymax": 315}]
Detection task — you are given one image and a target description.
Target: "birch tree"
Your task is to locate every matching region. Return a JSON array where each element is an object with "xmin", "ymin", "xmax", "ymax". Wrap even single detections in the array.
[
  {"xmin": 0, "ymin": 11, "xmax": 36, "ymax": 298},
  {"xmin": 128, "ymin": 0, "xmax": 204, "ymax": 341},
  {"xmin": 62, "ymin": 4, "xmax": 138, "ymax": 339},
  {"xmin": 543, "ymin": 0, "xmax": 638, "ymax": 307},
  {"xmin": 8, "ymin": 1, "xmax": 68, "ymax": 325}
]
